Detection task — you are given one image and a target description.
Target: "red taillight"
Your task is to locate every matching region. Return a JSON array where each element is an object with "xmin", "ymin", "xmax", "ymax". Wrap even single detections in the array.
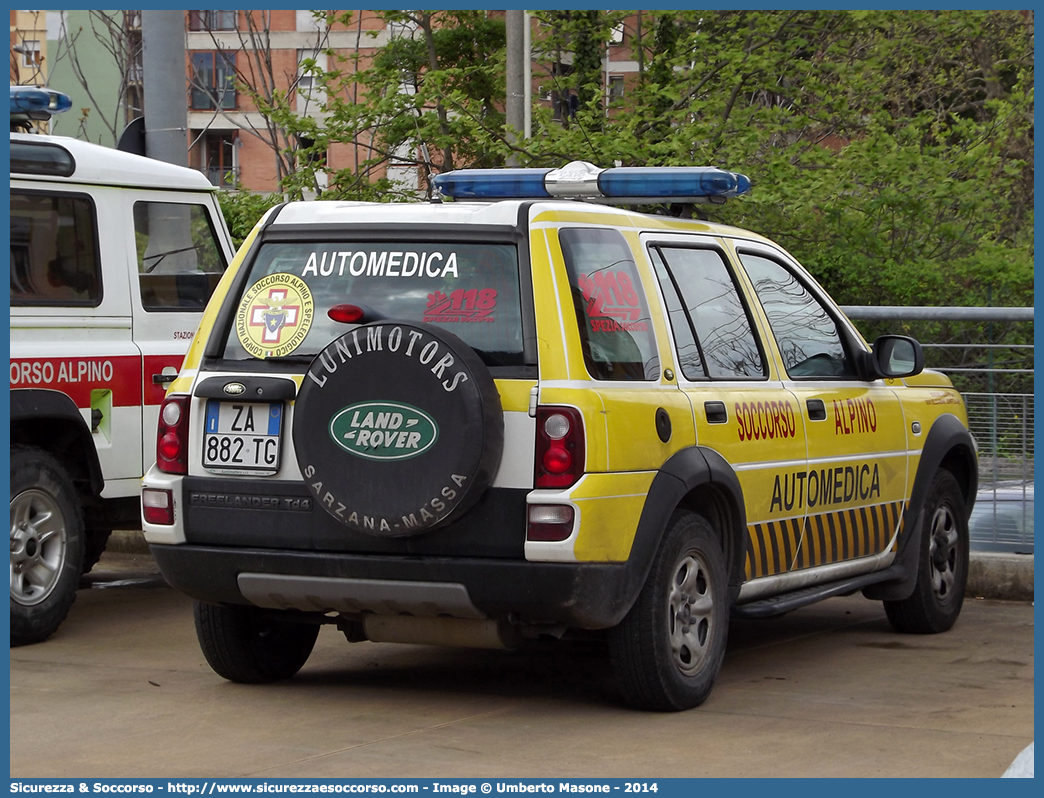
[
  {"xmin": 535, "ymin": 406, "xmax": 584, "ymax": 489},
  {"xmin": 156, "ymin": 395, "xmax": 190, "ymax": 475},
  {"xmin": 158, "ymin": 432, "xmax": 180, "ymax": 461},
  {"xmin": 543, "ymin": 445, "xmax": 572, "ymax": 474}
]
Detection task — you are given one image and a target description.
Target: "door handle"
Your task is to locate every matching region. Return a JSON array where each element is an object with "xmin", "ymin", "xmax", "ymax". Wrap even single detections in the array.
[
  {"xmin": 704, "ymin": 401, "xmax": 728, "ymax": 424},
  {"xmin": 152, "ymin": 373, "xmax": 177, "ymax": 385},
  {"xmin": 806, "ymin": 399, "xmax": 827, "ymax": 421}
]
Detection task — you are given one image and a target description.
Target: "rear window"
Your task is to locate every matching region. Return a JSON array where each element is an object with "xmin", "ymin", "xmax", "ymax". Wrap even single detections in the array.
[{"xmin": 221, "ymin": 241, "xmax": 523, "ymax": 366}]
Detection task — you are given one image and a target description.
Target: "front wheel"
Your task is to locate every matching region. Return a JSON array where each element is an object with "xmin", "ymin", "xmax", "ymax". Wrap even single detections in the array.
[
  {"xmin": 884, "ymin": 469, "xmax": 969, "ymax": 634},
  {"xmin": 10, "ymin": 447, "xmax": 85, "ymax": 645},
  {"xmin": 609, "ymin": 511, "xmax": 729, "ymax": 711},
  {"xmin": 194, "ymin": 601, "xmax": 320, "ymax": 683}
]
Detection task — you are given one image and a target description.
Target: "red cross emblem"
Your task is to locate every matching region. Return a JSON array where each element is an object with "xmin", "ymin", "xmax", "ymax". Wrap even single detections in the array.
[{"xmin": 249, "ymin": 289, "xmax": 301, "ymax": 345}]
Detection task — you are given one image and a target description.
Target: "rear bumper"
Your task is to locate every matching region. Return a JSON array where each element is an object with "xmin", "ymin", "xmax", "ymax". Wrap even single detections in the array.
[{"xmin": 150, "ymin": 544, "xmax": 633, "ymax": 629}]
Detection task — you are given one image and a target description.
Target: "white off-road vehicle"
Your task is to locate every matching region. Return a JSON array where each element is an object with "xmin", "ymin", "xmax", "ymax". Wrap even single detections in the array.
[{"xmin": 9, "ymin": 86, "xmax": 235, "ymax": 644}]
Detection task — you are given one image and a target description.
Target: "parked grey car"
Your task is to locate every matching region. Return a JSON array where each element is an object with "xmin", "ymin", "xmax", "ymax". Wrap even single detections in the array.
[{"xmin": 969, "ymin": 484, "xmax": 1033, "ymax": 554}]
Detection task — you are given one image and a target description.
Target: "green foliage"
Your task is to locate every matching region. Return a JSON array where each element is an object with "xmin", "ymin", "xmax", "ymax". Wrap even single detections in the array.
[
  {"xmin": 231, "ymin": 10, "xmax": 1032, "ymax": 316},
  {"xmin": 306, "ymin": 9, "xmax": 508, "ymax": 197},
  {"xmin": 518, "ymin": 10, "xmax": 1032, "ymax": 311},
  {"xmin": 216, "ymin": 190, "xmax": 284, "ymax": 249},
  {"xmin": 541, "ymin": 10, "xmax": 613, "ymax": 119}
]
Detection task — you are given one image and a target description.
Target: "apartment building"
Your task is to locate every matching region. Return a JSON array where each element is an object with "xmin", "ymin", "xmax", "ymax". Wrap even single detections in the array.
[
  {"xmin": 40, "ymin": 10, "xmax": 644, "ymax": 194},
  {"xmin": 10, "ymin": 10, "xmax": 47, "ymax": 88},
  {"xmin": 190, "ymin": 11, "xmax": 645, "ymax": 193},
  {"xmin": 185, "ymin": 9, "xmax": 400, "ymax": 192}
]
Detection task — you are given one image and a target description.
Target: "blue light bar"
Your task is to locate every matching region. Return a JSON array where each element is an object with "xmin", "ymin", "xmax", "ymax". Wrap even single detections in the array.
[
  {"xmin": 10, "ymin": 85, "xmax": 73, "ymax": 117},
  {"xmin": 599, "ymin": 166, "xmax": 751, "ymax": 199},
  {"xmin": 433, "ymin": 168, "xmax": 552, "ymax": 199},
  {"xmin": 432, "ymin": 161, "xmax": 751, "ymax": 204}
]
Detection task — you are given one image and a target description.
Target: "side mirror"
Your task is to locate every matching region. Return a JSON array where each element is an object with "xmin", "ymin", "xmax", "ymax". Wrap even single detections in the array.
[{"xmin": 870, "ymin": 335, "xmax": 924, "ymax": 379}]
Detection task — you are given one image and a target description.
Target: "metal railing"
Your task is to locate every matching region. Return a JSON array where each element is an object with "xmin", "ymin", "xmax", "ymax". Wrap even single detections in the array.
[
  {"xmin": 844, "ymin": 305, "xmax": 1034, "ymax": 553},
  {"xmin": 205, "ymin": 166, "xmax": 240, "ymax": 187}
]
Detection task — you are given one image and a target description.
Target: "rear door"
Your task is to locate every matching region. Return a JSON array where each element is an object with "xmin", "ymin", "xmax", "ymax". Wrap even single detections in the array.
[
  {"xmin": 126, "ymin": 192, "xmax": 233, "ymax": 469},
  {"xmin": 555, "ymin": 225, "xmax": 696, "ymax": 467}
]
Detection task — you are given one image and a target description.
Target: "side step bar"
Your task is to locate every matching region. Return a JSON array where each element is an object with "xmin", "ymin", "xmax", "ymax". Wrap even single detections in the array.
[{"xmin": 731, "ymin": 566, "xmax": 906, "ymax": 619}]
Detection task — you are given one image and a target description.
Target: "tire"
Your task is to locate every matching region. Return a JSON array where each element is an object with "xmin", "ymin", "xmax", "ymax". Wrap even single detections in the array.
[
  {"xmin": 10, "ymin": 447, "xmax": 85, "ymax": 646},
  {"xmin": 292, "ymin": 322, "xmax": 503, "ymax": 536},
  {"xmin": 194, "ymin": 601, "xmax": 319, "ymax": 683},
  {"xmin": 884, "ymin": 469, "xmax": 969, "ymax": 634},
  {"xmin": 608, "ymin": 511, "xmax": 729, "ymax": 711}
]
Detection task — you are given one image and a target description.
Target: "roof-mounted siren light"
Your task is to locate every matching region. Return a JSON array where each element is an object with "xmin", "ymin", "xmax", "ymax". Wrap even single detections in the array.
[
  {"xmin": 595, "ymin": 165, "xmax": 752, "ymax": 204},
  {"xmin": 432, "ymin": 167, "xmax": 553, "ymax": 200},
  {"xmin": 10, "ymin": 86, "xmax": 73, "ymax": 119},
  {"xmin": 432, "ymin": 160, "xmax": 751, "ymax": 204}
]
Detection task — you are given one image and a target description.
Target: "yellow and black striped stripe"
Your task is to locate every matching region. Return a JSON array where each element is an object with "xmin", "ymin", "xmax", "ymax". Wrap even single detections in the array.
[{"xmin": 744, "ymin": 501, "xmax": 908, "ymax": 580}]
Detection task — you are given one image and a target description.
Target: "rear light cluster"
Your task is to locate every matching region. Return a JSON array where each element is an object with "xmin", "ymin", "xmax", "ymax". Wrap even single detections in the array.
[
  {"xmin": 156, "ymin": 395, "xmax": 190, "ymax": 475},
  {"xmin": 142, "ymin": 489, "xmax": 174, "ymax": 526},
  {"xmin": 534, "ymin": 406, "xmax": 585, "ymax": 488},
  {"xmin": 527, "ymin": 504, "xmax": 574, "ymax": 542},
  {"xmin": 529, "ymin": 406, "xmax": 585, "ymax": 542}
]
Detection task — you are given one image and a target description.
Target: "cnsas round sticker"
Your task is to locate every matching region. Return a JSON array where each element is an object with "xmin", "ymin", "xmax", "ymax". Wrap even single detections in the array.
[{"xmin": 235, "ymin": 273, "xmax": 314, "ymax": 359}]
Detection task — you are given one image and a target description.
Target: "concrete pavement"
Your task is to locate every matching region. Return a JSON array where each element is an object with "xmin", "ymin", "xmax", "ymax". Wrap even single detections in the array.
[
  {"xmin": 967, "ymin": 551, "xmax": 1034, "ymax": 601},
  {"xmin": 9, "ymin": 550, "xmax": 1034, "ymax": 779}
]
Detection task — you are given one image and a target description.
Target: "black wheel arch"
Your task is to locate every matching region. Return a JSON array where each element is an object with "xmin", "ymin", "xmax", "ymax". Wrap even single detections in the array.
[
  {"xmin": 613, "ymin": 446, "xmax": 748, "ymax": 623},
  {"xmin": 10, "ymin": 389, "xmax": 105, "ymax": 498},
  {"xmin": 864, "ymin": 412, "xmax": 977, "ymax": 601}
]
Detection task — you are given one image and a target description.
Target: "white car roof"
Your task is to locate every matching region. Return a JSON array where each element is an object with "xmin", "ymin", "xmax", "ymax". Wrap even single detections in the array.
[
  {"xmin": 10, "ymin": 132, "xmax": 216, "ymax": 191},
  {"xmin": 270, "ymin": 197, "xmax": 715, "ymax": 228},
  {"xmin": 268, "ymin": 197, "xmax": 757, "ymax": 241},
  {"xmin": 271, "ymin": 199, "xmax": 532, "ymax": 228}
]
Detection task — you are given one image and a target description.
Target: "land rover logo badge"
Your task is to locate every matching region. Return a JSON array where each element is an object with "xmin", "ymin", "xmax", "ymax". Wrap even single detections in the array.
[
  {"xmin": 223, "ymin": 382, "xmax": 246, "ymax": 396},
  {"xmin": 329, "ymin": 401, "xmax": 438, "ymax": 461}
]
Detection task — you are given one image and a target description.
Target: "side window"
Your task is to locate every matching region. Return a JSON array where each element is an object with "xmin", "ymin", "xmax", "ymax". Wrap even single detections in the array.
[
  {"xmin": 659, "ymin": 247, "xmax": 765, "ymax": 379},
  {"xmin": 559, "ymin": 227, "xmax": 659, "ymax": 381},
  {"xmin": 740, "ymin": 253, "xmax": 855, "ymax": 379},
  {"xmin": 134, "ymin": 202, "xmax": 226, "ymax": 312},
  {"xmin": 648, "ymin": 247, "xmax": 704, "ymax": 380},
  {"xmin": 10, "ymin": 191, "xmax": 101, "ymax": 306}
]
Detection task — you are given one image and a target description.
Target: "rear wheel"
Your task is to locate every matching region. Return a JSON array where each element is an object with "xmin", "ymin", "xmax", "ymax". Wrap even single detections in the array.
[
  {"xmin": 10, "ymin": 447, "xmax": 85, "ymax": 645},
  {"xmin": 194, "ymin": 601, "xmax": 319, "ymax": 683},
  {"xmin": 609, "ymin": 511, "xmax": 729, "ymax": 711},
  {"xmin": 884, "ymin": 469, "xmax": 968, "ymax": 634}
]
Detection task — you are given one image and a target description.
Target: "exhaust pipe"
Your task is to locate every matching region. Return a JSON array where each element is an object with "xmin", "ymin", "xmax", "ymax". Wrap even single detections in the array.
[{"xmin": 362, "ymin": 615, "xmax": 522, "ymax": 650}]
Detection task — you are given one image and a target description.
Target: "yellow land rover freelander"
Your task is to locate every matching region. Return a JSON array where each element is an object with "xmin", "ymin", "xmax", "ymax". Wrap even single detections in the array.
[{"xmin": 141, "ymin": 162, "xmax": 977, "ymax": 711}]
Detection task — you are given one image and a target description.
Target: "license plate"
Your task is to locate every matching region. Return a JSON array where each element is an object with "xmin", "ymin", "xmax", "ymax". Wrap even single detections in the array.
[{"xmin": 202, "ymin": 400, "xmax": 283, "ymax": 475}]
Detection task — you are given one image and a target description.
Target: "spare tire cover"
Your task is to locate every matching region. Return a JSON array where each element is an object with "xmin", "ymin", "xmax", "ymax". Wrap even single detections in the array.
[{"xmin": 293, "ymin": 321, "xmax": 504, "ymax": 536}]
